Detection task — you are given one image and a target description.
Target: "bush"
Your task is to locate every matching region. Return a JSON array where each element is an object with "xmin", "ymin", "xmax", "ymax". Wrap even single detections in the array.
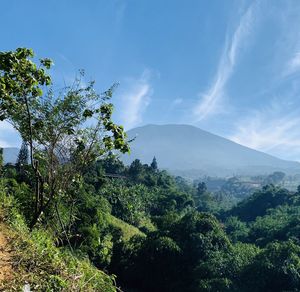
[{"xmin": 0, "ymin": 188, "xmax": 117, "ymax": 291}]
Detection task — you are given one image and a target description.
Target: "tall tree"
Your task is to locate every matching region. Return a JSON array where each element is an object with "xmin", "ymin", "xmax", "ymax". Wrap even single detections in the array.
[
  {"xmin": 0, "ymin": 147, "xmax": 3, "ymax": 175},
  {"xmin": 197, "ymin": 182, "xmax": 207, "ymax": 196},
  {"xmin": 150, "ymin": 156, "xmax": 158, "ymax": 171},
  {"xmin": 128, "ymin": 159, "xmax": 144, "ymax": 181},
  {"xmin": 16, "ymin": 140, "xmax": 29, "ymax": 170}
]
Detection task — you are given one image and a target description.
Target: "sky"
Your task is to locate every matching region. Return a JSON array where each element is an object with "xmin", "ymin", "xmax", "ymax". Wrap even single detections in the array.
[{"xmin": 1, "ymin": 0, "xmax": 300, "ymax": 161}]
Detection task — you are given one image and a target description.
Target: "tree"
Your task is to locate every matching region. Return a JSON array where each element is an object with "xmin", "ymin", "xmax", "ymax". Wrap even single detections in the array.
[
  {"xmin": 0, "ymin": 147, "xmax": 3, "ymax": 175},
  {"xmin": 150, "ymin": 156, "xmax": 158, "ymax": 171},
  {"xmin": 264, "ymin": 171, "xmax": 285, "ymax": 185},
  {"xmin": 195, "ymin": 242, "xmax": 259, "ymax": 291},
  {"xmin": 17, "ymin": 140, "xmax": 29, "ymax": 166},
  {"xmin": 194, "ymin": 182, "xmax": 217, "ymax": 212},
  {"xmin": 123, "ymin": 235, "xmax": 182, "ymax": 291},
  {"xmin": 240, "ymin": 240, "xmax": 300, "ymax": 291},
  {"xmin": 229, "ymin": 185, "xmax": 290, "ymax": 222},
  {"xmin": 16, "ymin": 140, "xmax": 29, "ymax": 172},
  {"xmin": 197, "ymin": 182, "xmax": 207, "ymax": 196},
  {"xmin": 225, "ymin": 216, "xmax": 249, "ymax": 243},
  {"xmin": 0, "ymin": 48, "xmax": 130, "ymax": 228},
  {"xmin": 101, "ymin": 153, "xmax": 125, "ymax": 174},
  {"xmin": 128, "ymin": 159, "xmax": 144, "ymax": 181}
]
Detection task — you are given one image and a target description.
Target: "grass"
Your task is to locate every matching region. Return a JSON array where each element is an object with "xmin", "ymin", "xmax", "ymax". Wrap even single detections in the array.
[
  {"xmin": 106, "ymin": 214, "xmax": 145, "ymax": 242},
  {"xmin": 0, "ymin": 190, "xmax": 117, "ymax": 291}
]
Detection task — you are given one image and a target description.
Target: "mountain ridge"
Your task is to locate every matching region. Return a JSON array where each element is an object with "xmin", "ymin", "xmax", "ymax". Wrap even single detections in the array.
[{"xmin": 123, "ymin": 124, "xmax": 300, "ymax": 177}]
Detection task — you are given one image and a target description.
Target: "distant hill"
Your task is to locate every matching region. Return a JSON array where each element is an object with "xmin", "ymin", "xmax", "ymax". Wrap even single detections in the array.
[
  {"xmin": 2, "ymin": 147, "xmax": 19, "ymax": 164},
  {"xmin": 123, "ymin": 124, "xmax": 300, "ymax": 178}
]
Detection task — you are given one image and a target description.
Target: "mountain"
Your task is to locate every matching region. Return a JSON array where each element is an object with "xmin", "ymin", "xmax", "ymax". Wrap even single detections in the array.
[
  {"xmin": 2, "ymin": 147, "xmax": 19, "ymax": 164},
  {"xmin": 123, "ymin": 124, "xmax": 300, "ymax": 178}
]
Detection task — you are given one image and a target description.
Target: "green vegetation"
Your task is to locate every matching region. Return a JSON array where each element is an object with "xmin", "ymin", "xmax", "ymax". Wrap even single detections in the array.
[
  {"xmin": 1, "ymin": 48, "xmax": 300, "ymax": 291},
  {"xmin": 106, "ymin": 214, "xmax": 145, "ymax": 241},
  {"xmin": 0, "ymin": 185, "xmax": 116, "ymax": 291}
]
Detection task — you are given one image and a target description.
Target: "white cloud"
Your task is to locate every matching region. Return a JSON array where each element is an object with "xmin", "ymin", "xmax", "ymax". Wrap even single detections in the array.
[
  {"xmin": 0, "ymin": 121, "xmax": 20, "ymax": 147},
  {"xmin": 230, "ymin": 102, "xmax": 300, "ymax": 161},
  {"xmin": 193, "ymin": 3, "xmax": 255, "ymax": 121},
  {"xmin": 119, "ymin": 71, "xmax": 152, "ymax": 130},
  {"xmin": 286, "ymin": 52, "xmax": 300, "ymax": 75},
  {"xmin": 279, "ymin": 3, "xmax": 300, "ymax": 77}
]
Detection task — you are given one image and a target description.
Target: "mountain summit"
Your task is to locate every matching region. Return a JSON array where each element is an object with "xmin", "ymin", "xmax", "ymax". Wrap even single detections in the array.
[{"xmin": 123, "ymin": 124, "xmax": 300, "ymax": 177}]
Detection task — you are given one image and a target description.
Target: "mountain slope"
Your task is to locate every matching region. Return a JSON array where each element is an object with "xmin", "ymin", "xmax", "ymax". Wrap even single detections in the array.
[
  {"xmin": 123, "ymin": 124, "xmax": 300, "ymax": 177},
  {"xmin": 2, "ymin": 148, "xmax": 19, "ymax": 164}
]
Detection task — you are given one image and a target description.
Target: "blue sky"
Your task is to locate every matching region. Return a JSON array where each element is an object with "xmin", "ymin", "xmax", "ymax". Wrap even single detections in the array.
[{"xmin": 1, "ymin": 0, "xmax": 300, "ymax": 161}]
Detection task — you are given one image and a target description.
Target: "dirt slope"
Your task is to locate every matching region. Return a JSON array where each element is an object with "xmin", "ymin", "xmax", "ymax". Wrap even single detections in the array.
[{"xmin": 0, "ymin": 223, "xmax": 14, "ymax": 283}]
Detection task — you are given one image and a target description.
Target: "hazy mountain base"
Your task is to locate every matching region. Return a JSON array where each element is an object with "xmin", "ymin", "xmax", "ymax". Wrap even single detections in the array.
[
  {"xmin": 2, "ymin": 148, "xmax": 19, "ymax": 164},
  {"xmin": 124, "ymin": 124, "xmax": 300, "ymax": 177},
  {"xmin": 171, "ymin": 165, "xmax": 300, "ymax": 179}
]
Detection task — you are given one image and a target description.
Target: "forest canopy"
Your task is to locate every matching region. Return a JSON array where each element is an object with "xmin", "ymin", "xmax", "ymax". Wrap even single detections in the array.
[{"xmin": 1, "ymin": 48, "xmax": 300, "ymax": 292}]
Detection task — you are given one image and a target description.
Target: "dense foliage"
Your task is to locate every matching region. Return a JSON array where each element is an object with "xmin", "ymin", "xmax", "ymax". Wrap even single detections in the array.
[
  {"xmin": 1, "ymin": 48, "xmax": 300, "ymax": 291},
  {"xmin": 3, "ymin": 151, "xmax": 300, "ymax": 291}
]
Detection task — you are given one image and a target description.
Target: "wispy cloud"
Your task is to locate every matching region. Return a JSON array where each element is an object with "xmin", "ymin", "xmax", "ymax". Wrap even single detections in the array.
[
  {"xmin": 278, "ymin": 2, "xmax": 300, "ymax": 77},
  {"xmin": 285, "ymin": 52, "xmax": 300, "ymax": 76},
  {"xmin": 230, "ymin": 101, "xmax": 300, "ymax": 161},
  {"xmin": 229, "ymin": 3, "xmax": 300, "ymax": 161},
  {"xmin": 193, "ymin": 3, "xmax": 256, "ymax": 121},
  {"xmin": 118, "ymin": 70, "xmax": 152, "ymax": 130}
]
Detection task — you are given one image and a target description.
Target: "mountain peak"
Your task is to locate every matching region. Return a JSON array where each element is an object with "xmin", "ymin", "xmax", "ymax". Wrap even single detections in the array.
[{"xmin": 124, "ymin": 124, "xmax": 300, "ymax": 178}]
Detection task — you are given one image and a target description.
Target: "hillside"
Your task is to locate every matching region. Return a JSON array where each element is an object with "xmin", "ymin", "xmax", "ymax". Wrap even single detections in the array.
[
  {"xmin": 0, "ymin": 202, "xmax": 117, "ymax": 291},
  {"xmin": 0, "ymin": 223, "xmax": 13, "ymax": 284},
  {"xmin": 123, "ymin": 124, "xmax": 300, "ymax": 177}
]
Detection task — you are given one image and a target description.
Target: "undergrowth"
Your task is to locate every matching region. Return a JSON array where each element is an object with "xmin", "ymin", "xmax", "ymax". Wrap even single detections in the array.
[{"xmin": 0, "ymin": 187, "xmax": 117, "ymax": 291}]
